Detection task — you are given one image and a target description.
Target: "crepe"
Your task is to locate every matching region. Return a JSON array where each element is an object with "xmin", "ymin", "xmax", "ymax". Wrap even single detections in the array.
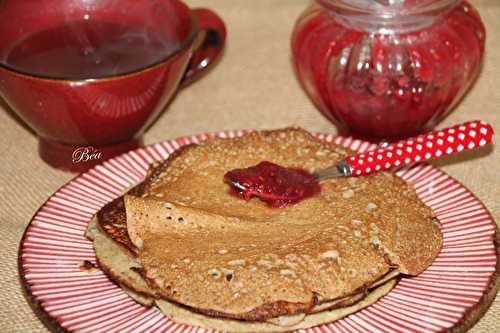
[
  {"xmin": 86, "ymin": 218, "xmax": 157, "ymax": 303},
  {"xmin": 88, "ymin": 127, "xmax": 443, "ymax": 331},
  {"xmin": 126, "ymin": 196, "xmax": 395, "ymax": 319},
  {"xmin": 155, "ymin": 279, "xmax": 397, "ymax": 332},
  {"xmin": 87, "ymin": 217, "xmax": 398, "ymax": 331}
]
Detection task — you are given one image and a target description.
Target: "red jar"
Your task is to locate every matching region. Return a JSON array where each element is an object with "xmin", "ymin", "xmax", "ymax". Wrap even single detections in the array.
[{"xmin": 292, "ymin": 0, "xmax": 485, "ymax": 139}]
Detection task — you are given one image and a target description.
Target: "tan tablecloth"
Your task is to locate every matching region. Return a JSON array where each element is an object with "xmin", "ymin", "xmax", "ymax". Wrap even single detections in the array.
[{"xmin": 1, "ymin": 0, "xmax": 498, "ymax": 332}]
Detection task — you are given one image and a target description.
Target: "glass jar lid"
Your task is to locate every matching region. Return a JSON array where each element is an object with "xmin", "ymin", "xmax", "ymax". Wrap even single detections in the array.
[
  {"xmin": 317, "ymin": 0, "xmax": 460, "ymax": 32},
  {"xmin": 318, "ymin": 0, "xmax": 459, "ymax": 16}
]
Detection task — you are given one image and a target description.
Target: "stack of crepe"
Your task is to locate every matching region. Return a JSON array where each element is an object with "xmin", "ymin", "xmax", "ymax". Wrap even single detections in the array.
[{"xmin": 86, "ymin": 128, "xmax": 443, "ymax": 332}]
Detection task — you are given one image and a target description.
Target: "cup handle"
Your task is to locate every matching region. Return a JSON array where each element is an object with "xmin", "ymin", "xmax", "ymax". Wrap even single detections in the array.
[{"xmin": 180, "ymin": 8, "xmax": 226, "ymax": 87}]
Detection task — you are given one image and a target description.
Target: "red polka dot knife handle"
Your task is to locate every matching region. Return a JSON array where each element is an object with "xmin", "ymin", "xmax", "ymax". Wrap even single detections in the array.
[{"xmin": 345, "ymin": 121, "xmax": 494, "ymax": 177}]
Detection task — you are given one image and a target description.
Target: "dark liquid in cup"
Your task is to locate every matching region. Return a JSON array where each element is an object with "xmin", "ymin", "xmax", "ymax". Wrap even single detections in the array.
[{"xmin": 4, "ymin": 20, "xmax": 179, "ymax": 79}]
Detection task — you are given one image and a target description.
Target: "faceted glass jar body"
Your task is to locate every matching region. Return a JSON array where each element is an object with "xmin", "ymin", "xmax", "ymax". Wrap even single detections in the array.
[{"xmin": 292, "ymin": 0, "xmax": 485, "ymax": 139}]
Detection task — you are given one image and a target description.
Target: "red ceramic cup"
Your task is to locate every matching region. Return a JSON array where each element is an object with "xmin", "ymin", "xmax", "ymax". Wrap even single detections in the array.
[{"xmin": 0, "ymin": 0, "xmax": 226, "ymax": 172}]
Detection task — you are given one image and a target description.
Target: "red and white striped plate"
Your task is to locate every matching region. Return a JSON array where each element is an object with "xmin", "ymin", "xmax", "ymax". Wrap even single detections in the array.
[{"xmin": 19, "ymin": 131, "xmax": 499, "ymax": 333}]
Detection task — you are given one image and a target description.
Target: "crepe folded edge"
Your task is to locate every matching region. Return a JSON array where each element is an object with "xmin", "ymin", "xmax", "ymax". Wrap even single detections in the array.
[{"xmin": 86, "ymin": 217, "xmax": 399, "ymax": 331}]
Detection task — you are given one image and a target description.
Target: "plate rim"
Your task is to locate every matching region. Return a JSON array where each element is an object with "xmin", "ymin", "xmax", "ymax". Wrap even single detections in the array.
[{"xmin": 18, "ymin": 131, "xmax": 500, "ymax": 333}]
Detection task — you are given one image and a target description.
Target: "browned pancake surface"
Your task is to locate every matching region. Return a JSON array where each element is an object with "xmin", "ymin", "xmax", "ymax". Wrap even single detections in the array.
[
  {"xmin": 119, "ymin": 128, "xmax": 442, "ymax": 320},
  {"xmin": 97, "ymin": 150, "xmax": 189, "ymax": 255},
  {"xmin": 126, "ymin": 196, "xmax": 391, "ymax": 319}
]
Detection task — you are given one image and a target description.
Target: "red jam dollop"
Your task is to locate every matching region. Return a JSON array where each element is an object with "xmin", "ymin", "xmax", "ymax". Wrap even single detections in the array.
[{"xmin": 224, "ymin": 161, "xmax": 321, "ymax": 208}]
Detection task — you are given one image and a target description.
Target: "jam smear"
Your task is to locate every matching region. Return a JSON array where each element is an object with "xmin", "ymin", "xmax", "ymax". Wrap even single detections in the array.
[{"xmin": 224, "ymin": 161, "xmax": 321, "ymax": 208}]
